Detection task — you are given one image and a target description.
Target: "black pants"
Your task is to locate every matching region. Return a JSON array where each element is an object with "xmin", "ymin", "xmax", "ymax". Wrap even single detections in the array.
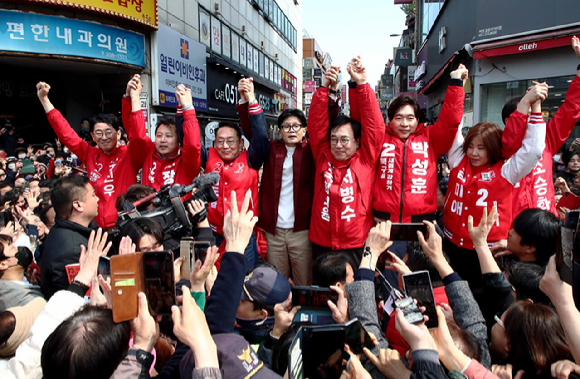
[{"xmin": 443, "ymin": 238, "xmax": 484, "ymax": 294}]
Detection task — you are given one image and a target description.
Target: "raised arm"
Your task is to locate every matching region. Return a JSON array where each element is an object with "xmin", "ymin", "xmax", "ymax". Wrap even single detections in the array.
[
  {"xmin": 546, "ymin": 37, "xmax": 580, "ymax": 154},
  {"xmin": 37, "ymin": 82, "xmax": 90, "ymax": 163},
  {"xmin": 177, "ymin": 84, "xmax": 202, "ymax": 181},
  {"xmin": 236, "ymin": 78, "xmax": 253, "ymax": 139},
  {"xmin": 242, "ymin": 79, "xmax": 269, "ymax": 170},
  {"xmin": 502, "ymin": 90, "xmax": 547, "ymax": 185},
  {"xmin": 501, "ymin": 82, "xmax": 549, "ymax": 158},
  {"xmin": 348, "ymin": 57, "xmax": 385, "ymax": 165},
  {"xmin": 446, "ymin": 120, "xmax": 465, "ymax": 170},
  {"xmin": 308, "ymin": 68, "xmax": 336, "ymax": 160},
  {"xmin": 429, "ymin": 65, "xmax": 467, "ymax": 157},
  {"xmin": 124, "ymin": 75, "xmax": 151, "ymax": 172}
]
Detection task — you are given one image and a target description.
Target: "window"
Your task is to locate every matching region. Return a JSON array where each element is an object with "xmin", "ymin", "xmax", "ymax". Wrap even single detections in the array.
[
  {"xmin": 480, "ymin": 75, "xmax": 580, "ymax": 143},
  {"xmin": 247, "ymin": 0, "xmax": 296, "ymax": 51}
]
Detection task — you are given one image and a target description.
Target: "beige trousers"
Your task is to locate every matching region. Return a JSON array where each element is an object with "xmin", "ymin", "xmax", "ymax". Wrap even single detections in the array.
[{"xmin": 265, "ymin": 228, "xmax": 312, "ymax": 286}]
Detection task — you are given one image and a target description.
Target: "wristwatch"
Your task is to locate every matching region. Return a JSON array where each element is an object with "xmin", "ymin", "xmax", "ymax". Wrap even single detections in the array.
[{"xmin": 127, "ymin": 348, "xmax": 154, "ymax": 367}]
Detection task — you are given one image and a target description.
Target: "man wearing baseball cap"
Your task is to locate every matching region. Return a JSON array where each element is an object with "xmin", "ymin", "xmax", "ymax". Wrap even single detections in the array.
[{"xmin": 236, "ymin": 265, "xmax": 291, "ymax": 346}]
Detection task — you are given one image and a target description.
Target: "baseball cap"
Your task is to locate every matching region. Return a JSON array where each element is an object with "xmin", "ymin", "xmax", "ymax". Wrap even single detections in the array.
[
  {"xmin": 240, "ymin": 266, "xmax": 290, "ymax": 308},
  {"xmin": 0, "ymin": 297, "xmax": 46, "ymax": 357},
  {"xmin": 179, "ymin": 333, "xmax": 281, "ymax": 379}
]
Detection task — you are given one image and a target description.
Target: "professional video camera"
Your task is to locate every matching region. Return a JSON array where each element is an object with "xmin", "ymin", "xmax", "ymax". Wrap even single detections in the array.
[{"xmin": 115, "ymin": 172, "xmax": 219, "ymax": 238}]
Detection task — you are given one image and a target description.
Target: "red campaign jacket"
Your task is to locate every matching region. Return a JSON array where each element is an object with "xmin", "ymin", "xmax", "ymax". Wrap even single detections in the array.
[
  {"xmin": 206, "ymin": 149, "xmax": 259, "ymax": 235},
  {"xmin": 443, "ymin": 115, "xmax": 546, "ymax": 248},
  {"xmin": 308, "ymin": 85, "xmax": 385, "ymax": 250},
  {"xmin": 46, "ymin": 109, "xmax": 149, "ymax": 228},
  {"xmin": 361, "ymin": 81, "xmax": 465, "ymax": 222},
  {"xmin": 502, "ymin": 74, "xmax": 580, "ymax": 218},
  {"xmin": 121, "ymin": 97, "xmax": 201, "ymax": 191},
  {"xmin": 236, "ymin": 103, "xmax": 316, "ymax": 236}
]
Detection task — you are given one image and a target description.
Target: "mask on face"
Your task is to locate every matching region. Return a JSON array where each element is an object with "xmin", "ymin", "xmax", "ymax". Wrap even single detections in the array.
[
  {"xmin": 8, "ymin": 163, "xmax": 15, "ymax": 171},
  {"xmin": 553, "ymin": 155, "xmax": 564, "ymax": 164},
  {"xmin": 81, "ymin": 126, "xmax": 90, "ymax": 134},
  {"xmin": 17, "ymin": 153, "xmax": 26, "ymax": 159},
  {"xmin": 15, "ymin": 246, "xmax": 33, "ymax": 267},
  {"xmin": 3, "ymin": 246, "xmax": 33, "ymax": 270},
  {"xmin": 63, "ymin": 147, "xmax": 69, "ymax": 154}
]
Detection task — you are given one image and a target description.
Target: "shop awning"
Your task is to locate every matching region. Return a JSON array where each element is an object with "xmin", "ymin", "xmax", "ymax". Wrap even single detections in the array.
[
  {"xmin": 417, "ymin": 54, "xmax": 456, "ymax": 96},
  {"xmin": 472, "ymin": 26, "xmax": 580, "ymax": 60}
]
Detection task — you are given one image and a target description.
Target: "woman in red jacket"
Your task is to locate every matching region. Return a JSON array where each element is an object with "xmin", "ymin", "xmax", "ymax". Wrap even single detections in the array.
[
  {"xmin": 308, "ymin": 57, "xmax": 384, "ymax": 259},
  {"xmin": 122, "ymin": 76, "xmax": 201, "ymax": 191},
  {"xmin": 442, "ymin": 83, "xmax": 547, "ymax": 289}
]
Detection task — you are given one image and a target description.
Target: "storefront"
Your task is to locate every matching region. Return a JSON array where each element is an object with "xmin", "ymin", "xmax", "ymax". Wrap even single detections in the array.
[
  {"xmin": 473, "ymin": 28, "xmax": 580, "ymax": 143},
  {"xmin": 0, "ymin": 2, "xmax": 154, "ymax": 143},
  {"xmin": 203, "ymin": 63, "xmax": 280, "ymax": 145}
]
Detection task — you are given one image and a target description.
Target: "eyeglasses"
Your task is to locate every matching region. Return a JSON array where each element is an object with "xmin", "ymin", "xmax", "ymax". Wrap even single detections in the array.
[
  {"xmin": 93, "ymin": 130, "xmax": 115, "ymax": 139},
  {"xmin": 330, "ymin": 137, "xmax": 352, "ymax": 147},
  {"xmin": 494, "ymin": 314, "xmax": 505, "ymax": 331},
  {"xmin": 280, "ymin": 123, "xmax": 303, "ymax": 132},
  {"xmin": 215, "ymin": 139, "xmax": 239, "ymax": 147}
]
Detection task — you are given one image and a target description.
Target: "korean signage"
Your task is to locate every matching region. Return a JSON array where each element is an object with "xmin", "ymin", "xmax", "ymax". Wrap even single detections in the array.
[
  {"xmin": 152, "ymin": 24, "xmax": 207, "ymax": 110},
  {"xmin": 304, "ymin": 81, "xmax": 316, "ymax": 93},
  {"xmin": 380, "ymin": 88, "xmax": 394, "ymax": 101},
  {"xmin": 394, "ymin": 48, "xmax": 413, "ymax": 66},
  {"xmin": 0, "ymin": 10, "xmax": 145, "ymax": 67},
  {"xmin": 381, "ymin": 75, "xmax": 394, "ymax": 87},
  {"xmin": 23, "ymin": 0, "xmax": 158, "ymax": 28},
  {"xmin": 207, "ymin": 66, "xmax": 276, "ymax": 118},
  {"xmin": 408, "ymin": 66, "xmax": 417, "ymax": 90},
  {"xmin": 281, "ymin": 69, "xmax": 297, "ymax": 96}
]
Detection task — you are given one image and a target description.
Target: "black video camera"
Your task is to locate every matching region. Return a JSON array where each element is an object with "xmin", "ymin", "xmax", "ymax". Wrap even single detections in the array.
[{"xmin": 114, "ymin": 173, "xmax": 219, "ymax": 239}]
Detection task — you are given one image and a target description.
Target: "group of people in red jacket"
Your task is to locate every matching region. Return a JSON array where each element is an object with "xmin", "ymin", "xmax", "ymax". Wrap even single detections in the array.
[{"xmin": 34, "ymin": 41, "xmax": 580, "ymax": 290}]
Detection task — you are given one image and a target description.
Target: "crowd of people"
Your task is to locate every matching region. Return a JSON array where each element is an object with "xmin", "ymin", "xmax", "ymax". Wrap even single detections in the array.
[{"xmin": 0, "ymin": 37, "xmax": 580, "ymax": 379}]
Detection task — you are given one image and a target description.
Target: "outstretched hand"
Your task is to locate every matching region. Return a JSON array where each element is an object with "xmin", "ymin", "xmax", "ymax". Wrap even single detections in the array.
[
  {"xmin": 450, "ymin": 63, "xmax": 469, "ymax": 86},
  {"xmin": 36, "ymin": 82, "xmax": 51, "ymax": 100},
  {"xmin": 347, "ymin": 56, "xmax": 367, "ymax": 85},
  {"xmin": 468, "ymin": 205, "xmax": 498, "ymax": 248},
  {"xmin": 76, "ymin": 228, "xmax": 112, "ymax": 286},
  {"xmin": 176, "ymin": 83, "xmax": 193, "ymax": 108},
  {"xmin": 572, "ymin": 36, "xmax": 580, "ymax": 61},
  {"xmin": 223, "ymin": 190, "xmax": 258, "ymax": 253}
]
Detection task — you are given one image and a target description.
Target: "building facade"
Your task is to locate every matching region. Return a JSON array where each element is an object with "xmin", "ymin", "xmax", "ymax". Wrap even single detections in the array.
[
  {"xmin": 414, "ymin": 0, "xmax": 580, "ymax": 143},
  {"xmin": 0, "ymin": 0, "xmax": 303, "ymax": 144}
]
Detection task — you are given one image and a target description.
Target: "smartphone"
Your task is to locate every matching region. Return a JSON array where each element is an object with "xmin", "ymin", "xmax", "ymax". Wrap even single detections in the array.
[
  {"xmin": 292, "ymin": 286, "xmax": 338, "ymax": 309},
  {"xmin": 180, "ymin": 237, "xmax": 193, "ymax": 280},
  {"xmin": 302, "ymin": 326, "xmax": 345, "ymax": 379},
  {"xmin": 403, "ymin": 270, "xmax": 438, "ymax": 328},
  {"xmin": 556, "ymin": 225, "xmax": 575, "ymax": 285},
  {"xmin": 98, "ymin": 256, "xmax": 111, "ymax": 281},
  {"xmin": 390, "ymin": 223, "xmax": 428, "ymax": 241},
  {"xmin": 565, "ymin": 210, "xmax": 580, "ymax": 229},
  {"xmin": 143, "ymin": 251, "xmax": 176, "ymax": 316},
  {"xmin": 193, "ymin": 241, "xmax": 211, "ymax": 265},
  {"xmin": 344, "ymin": 318, "xmax": 374, "ymax": 355}
]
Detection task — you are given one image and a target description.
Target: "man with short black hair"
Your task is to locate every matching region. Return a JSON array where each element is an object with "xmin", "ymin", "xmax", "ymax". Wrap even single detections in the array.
[
  {"xmin": 37, "ymin": 80, "xmax": 149, "ymax": 228},
  {"xmin": 40, "ymin": 175, "xmax": 98, "ymax": 299},
  {"xmin": 505, "ymin": 208, "xmax": 560, "ymax": 265},
  {"xmin": 312, "ymin": 252, "xmax": 356, "ymax": 290},
  {"xmin": 199, "ymin": 78, "xmax": 269, "ymax": 271}
]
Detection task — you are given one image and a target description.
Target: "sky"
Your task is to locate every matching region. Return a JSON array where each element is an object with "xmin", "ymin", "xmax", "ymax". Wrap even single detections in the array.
[{"xmin": 302, "ymin": 0, "xmax": 408, "ymax": 87}]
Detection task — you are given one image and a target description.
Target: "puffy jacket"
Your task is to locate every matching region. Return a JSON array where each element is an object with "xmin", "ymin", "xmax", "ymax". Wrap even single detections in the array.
[
  {"xmin": 46, "ymin": 108, "xmax": 148, "ymax": 227},
  {"xmin": 122, "ymin": 97, "xmax": 201, "ymax": 190},
  {"xmin": 350, "ymin": 79, "xmax": 464, "ymax": 222},
  {"xmin": 40, "ymin": 217, "xmax": 96, "ymax": 299},
  {"xmin": 502, "ymin": 74, "xmax": 580, "ymax": 218},
  {"xmin": 308, "ymin": 84, "xmax": 384, "ymax": 250}
]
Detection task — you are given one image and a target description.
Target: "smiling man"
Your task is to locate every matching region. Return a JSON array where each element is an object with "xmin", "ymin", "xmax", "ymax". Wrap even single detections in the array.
[
  {"xmin": 199, "ymin": 78, "xmax": 269, "ymax": 271},
  {"xmin": 367, "ymin": 65, "xmax": 467, "ymax": 224},
  {"xmin": 122, "ymin": 75, "xmax": 201, "ymax": 191},
  {"xmin": 37, "ymin": 79, "xmax": 148, "ymax": 228}
]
